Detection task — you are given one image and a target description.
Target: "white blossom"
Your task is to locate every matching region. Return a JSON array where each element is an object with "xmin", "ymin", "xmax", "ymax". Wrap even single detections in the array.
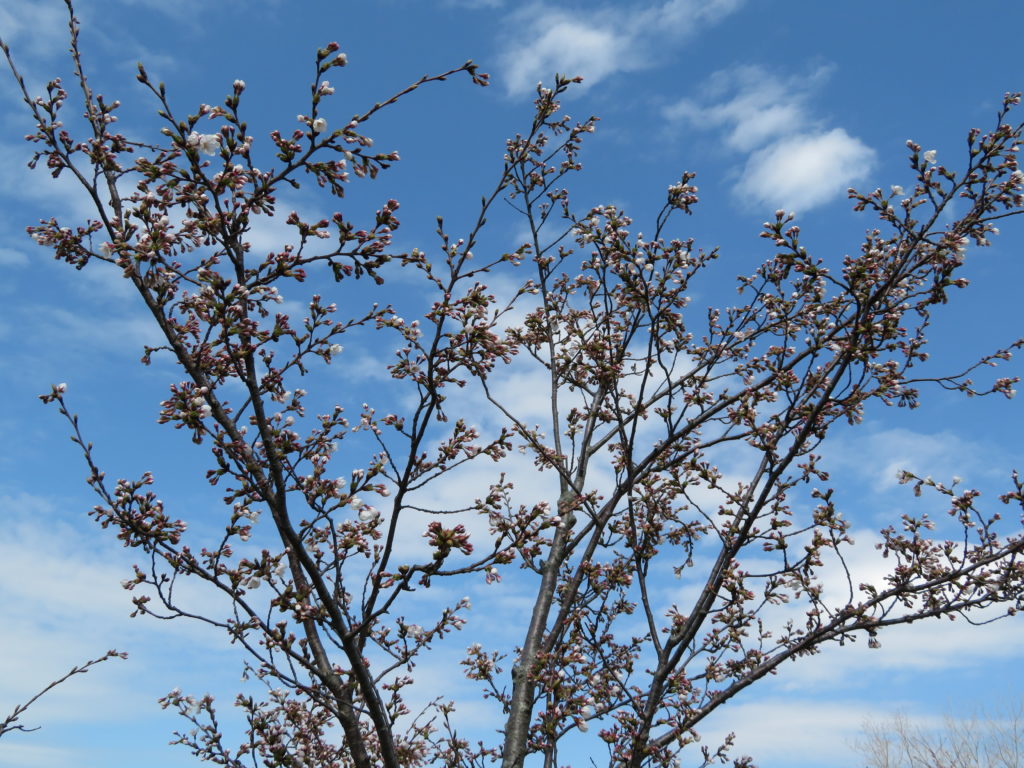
[
  {"xmin": 187, "ymin": 131, "xmax": 221, "ymax": 156},
  {"xmin": 312, "ymin": 117, "xmax": 328, "ymax": 133},
  {"xmin": 890, "ymin": 185, "xmax": 904, "ymax": 196},
  {"xmin": 358, "ymin": 507, "xmax": 378, "ymax": 522},
  {"xmin": 923, "ymin": 149, "xmax": 937, "ymax": 164}
]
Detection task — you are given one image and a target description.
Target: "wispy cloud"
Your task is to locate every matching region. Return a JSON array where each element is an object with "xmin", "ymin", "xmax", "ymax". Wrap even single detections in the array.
[
  {"xmin": 825, "ymin": 424, "xmax": 1008, "ymax": 493},
  {"xmin": 700, "ymin": 698, "xmax": 877, "ymax": 766},
  {"xmin": 0, "ymin": 246, "xmax": 28, "ymax": 267},
  {"xmin": 0, "ymin": 1, "xmax": 69, "ymax": 62},
  {"xmin": 497, "ymin": 0, "xmax": 745, "ymax": 97},
  {"xmin": 665, "ymin": 64, "xmax": 875, "ymax": 212},
  {"xmin": 664, "ymin": 64, "xmax": 833, "ymax": 152}
]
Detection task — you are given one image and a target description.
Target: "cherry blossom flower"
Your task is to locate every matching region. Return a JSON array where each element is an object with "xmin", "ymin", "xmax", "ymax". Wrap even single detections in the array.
[
  {"xmin": 187, "ymin": 131, "xmax": 221, "ymax": 156},
  {"xmin": 358, "ymin": 507, "xmax": 378, "ymax": 522}
]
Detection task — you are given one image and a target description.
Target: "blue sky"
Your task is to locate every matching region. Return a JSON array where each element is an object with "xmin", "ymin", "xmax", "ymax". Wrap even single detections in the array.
[{"xmin": 1, "ymin": 1, "xmax": 1023, "ymax": 767}]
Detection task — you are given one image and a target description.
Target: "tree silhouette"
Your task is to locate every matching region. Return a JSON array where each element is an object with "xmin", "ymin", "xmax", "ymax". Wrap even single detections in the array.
[{"xmin": 4, "ymin": 3, "xmax": 1024, "ymax": 766}]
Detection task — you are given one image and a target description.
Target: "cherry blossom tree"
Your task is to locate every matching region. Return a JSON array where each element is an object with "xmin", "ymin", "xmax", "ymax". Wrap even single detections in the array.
[{"xmin": 4, "ymin": 3, "xmax": 1024, "ymax": 767}]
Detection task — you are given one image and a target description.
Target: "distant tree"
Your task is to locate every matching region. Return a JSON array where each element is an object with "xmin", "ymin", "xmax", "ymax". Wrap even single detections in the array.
[
  {"xmin": 3, "ymin": 2, "xmax": 1024, "ymax": 767},
  {"xmin": 855, "ymin": 703, "xmax": 1024, "ymax": 768}
]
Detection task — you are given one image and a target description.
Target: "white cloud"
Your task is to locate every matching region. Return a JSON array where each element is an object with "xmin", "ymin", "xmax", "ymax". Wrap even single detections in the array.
[
  {"xmin": 665, "ymin": 64, "xmax": 833, "ymax": 152},
  {"xmin": 0, "ymin": 246, "xmax": 27, "ymax": 266},
  {"xmin": 497, "ymin": 0, "xmax": 745, "ymax": 97},
  {"xmin": 826, "ymin": 424, "xmax": 1008, "ymax": 493},
  {"xmin": 0, "ymin": 139, "xmax": 107, "ymax": 224},
  {"xmin": 699, "ymin": 698, "xmax": 875, "ymax": 766},
  {"xmin": 0, "ymin": 493, "xmax": 231, "ymax": 721},
  {"xmin": 650, "ymin": 0, "xmax": 746, "ymax": 28},
  {"xmin": 666, "ymin": 64, "xmax": 876, "ymax": 212},
  {"xmin": 499, "ymin": 11, "xmax": 635, "ymax": 97},
  {"xmin": 738, "ymin": 128, "xmax": 874, "ymax": 212},
  {"xmin": 0, "ymin": 1, "xmax": 69, "ymax": 62}
]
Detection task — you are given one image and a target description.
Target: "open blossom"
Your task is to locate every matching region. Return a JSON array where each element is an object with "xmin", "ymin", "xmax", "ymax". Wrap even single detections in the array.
[
  {"xmin": 891, "ymin": 185, "xmax": 904, "ymax": 196},
  {"xmin": 187, "ymin": 131, "xmax": 221, "ymax": 156},
  {"xmin": 312, "ymin": 117, "xmax": 328, "ymax": 133},
  {"xmin": 923, "ymin": 149, "xmax": 937, "ymax": 164},
  {"xmin": 319, "ymin": 80, "xmax": 335, "ymax": 95},
  {"xmin": 358, "ymin": 507, "xmax": 378, "ymax": 522}
]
